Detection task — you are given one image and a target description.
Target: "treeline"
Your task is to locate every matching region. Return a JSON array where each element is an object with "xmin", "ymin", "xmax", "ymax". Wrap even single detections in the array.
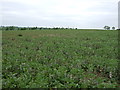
[
  {"xmin": 104, "ymin": 26, "xmax": 116, "ymax": 30},
  {"xmin": 0, "ymin": 26, "xmax": 119, "ymax": 31},
  {"xmin": 0, "ymin": 26, "xmax": 78, "ymax": 31}
]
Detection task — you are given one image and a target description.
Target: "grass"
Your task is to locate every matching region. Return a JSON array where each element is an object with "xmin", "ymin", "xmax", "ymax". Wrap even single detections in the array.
[{"xmin": 2, "ymin": 29, "xmax": 119, "ymax": 88}]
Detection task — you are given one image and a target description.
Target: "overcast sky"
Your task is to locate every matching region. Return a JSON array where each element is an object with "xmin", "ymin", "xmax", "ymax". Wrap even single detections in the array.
[{"xmin": 1, "ymin": 0, "xmax": 119, "ymax": 29}]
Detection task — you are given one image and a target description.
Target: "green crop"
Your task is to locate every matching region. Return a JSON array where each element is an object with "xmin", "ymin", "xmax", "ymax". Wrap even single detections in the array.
[{"xmin": 2, "ymin": 29, "xmax": 119, "ymax": 88}]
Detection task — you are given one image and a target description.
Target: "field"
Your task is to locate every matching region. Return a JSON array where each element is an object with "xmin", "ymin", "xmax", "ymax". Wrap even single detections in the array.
[{"xmin": 2, "ymin": 29, "xmax": 119, "ymax": 88}]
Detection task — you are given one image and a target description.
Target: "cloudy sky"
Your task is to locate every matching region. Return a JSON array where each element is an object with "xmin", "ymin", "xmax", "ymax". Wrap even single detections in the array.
[{"xmin": 1, "ymin": 0, "xmax": 119, "ymax": 29}]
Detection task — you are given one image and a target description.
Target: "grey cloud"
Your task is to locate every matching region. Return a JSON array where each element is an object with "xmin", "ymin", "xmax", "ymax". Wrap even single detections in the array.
[{"xmin": 1, "ymin": 0, "xmax": 119, "ymax": 29}]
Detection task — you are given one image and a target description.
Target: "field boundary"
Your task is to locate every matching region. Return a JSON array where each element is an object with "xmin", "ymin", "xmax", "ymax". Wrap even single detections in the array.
[{"xmin": 0, "ymin": 30, "xmax": 2, "ymax": 89}]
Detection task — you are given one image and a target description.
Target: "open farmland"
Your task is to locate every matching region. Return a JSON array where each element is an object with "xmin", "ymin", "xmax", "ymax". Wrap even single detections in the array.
[{"xmin": 2, "ymin": 29, "xmax": 119, "ymax": 88}]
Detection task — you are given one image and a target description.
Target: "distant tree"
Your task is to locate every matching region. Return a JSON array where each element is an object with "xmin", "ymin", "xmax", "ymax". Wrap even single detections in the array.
[
  {"xmin": 104, "ymin": 26, "xmax": 110, "ymax": 30},
  {"xmin": 112, "ymin": 27, "xmax": 115, "ymax": 30},
  {"xmin": 107, "ymin": 26, "xmax": 110, "ymax": 30},
  {"xmin": 104, "ymin": 26, "xmax": 107, "ymax": 30}
]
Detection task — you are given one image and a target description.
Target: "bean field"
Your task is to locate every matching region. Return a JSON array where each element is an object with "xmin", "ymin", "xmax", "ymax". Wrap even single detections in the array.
[{"xmin": 2, "ymin": 29, "xmax": 119, "ymax": 88}]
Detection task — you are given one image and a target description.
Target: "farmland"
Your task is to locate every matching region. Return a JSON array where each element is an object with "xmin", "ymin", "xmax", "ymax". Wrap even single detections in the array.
[{"xmin": 2, "ymin": 29, "xmax": 119, "ymax": 88}]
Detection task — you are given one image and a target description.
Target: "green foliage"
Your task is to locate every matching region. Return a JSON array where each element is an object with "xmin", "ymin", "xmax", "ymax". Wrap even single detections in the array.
[{"xmin": 2, "ymin": 29, "xmax": 119, "ymax": 88}]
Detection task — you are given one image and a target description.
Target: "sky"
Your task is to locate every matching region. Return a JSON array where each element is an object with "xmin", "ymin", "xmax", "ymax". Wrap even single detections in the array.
[
  {"xmin": 1, "ymin": 0, "xmax": 119, "ymax": 29},
  {"xmin": 118, "ymin": 1, "xmax": 120, "ymax": 29}
]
